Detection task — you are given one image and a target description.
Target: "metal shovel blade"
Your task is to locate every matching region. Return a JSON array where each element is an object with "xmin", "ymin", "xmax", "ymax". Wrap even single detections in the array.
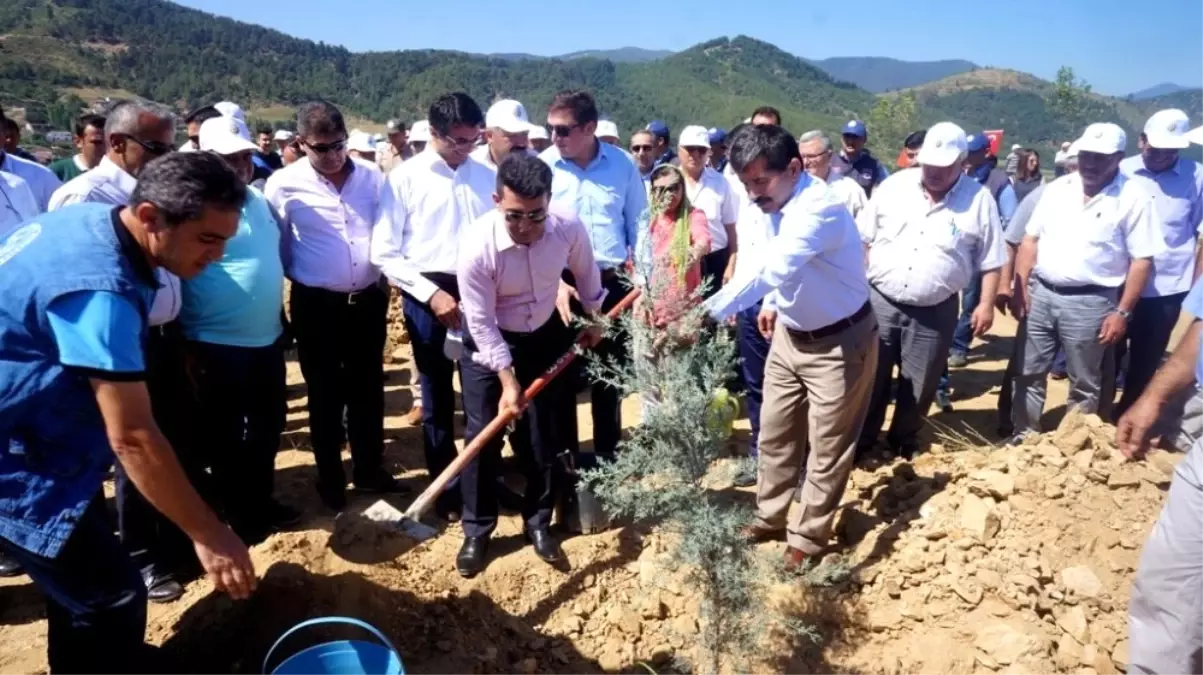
[{"xmin": 362, "ymin": 499, "xmax": 440, "ymax": 541}]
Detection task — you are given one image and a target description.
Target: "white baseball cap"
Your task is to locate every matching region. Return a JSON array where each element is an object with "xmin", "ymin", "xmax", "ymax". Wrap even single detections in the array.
[
  {"xmin": 348, "ymin": 131, "xmax": 376, "ymax": 153},
  {"xmin": 1076, "ymin": 122, "xmax": 1127, "ymax": 155},
  {"xmin": 595, "ymin": 120, "xmax": 620, "ymax": 139},
  {"xmin": 1066, "ymin": 140, "xmax": 1081, "ymax": 159},
  {"xmin": 214, "ymin": 101, "xmax": 246, "ymax": 123},
  {"xmin": 678, "ymin": 125, "xmax": 711, "ymax": 149},
  {"xmin": 198, "ymin": 115, "xmax": 258, "ymax": 156},
  {"xmin": 1011, "ymin": 144, "xmax": 1021, "ymax": 151},
  {"xmin": 485, "ymin": 99, "xmax": 532, "ymax": 134},
  {"xmin": 1189, "ymin": 126, "xmax": 1203, "ymax": 146},
  {"xmin": 529, "ymin": 125, "xmax": 549, "ymax": 141},
  {"xmin": 916, "ymin": 122, "xmax": 968, "ymax": 167},
  {"xmin": 1143, "ymin": 109, "xmax": 1191, "ymax": 150},
  {"xmin": 273, "ymin": 129, "xmax": 294, "ymax": 142},
  {"xmin": 408, "ymin": 120, "xmax": 431, "ymax": 143}
]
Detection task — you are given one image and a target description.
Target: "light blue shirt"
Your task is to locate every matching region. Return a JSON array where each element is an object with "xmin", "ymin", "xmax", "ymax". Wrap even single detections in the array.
[
  {"xmin": 540, "ymin": 141, "xmax": 648, "ymax": 269},
  {"xmin": 1185, "ymin": 277, "xmax": 1203, "ymax": 387},
  {"xmin": 46, "ymin": 291, "xmax": 147, "ymax": 375},
  {"xmin": 998, "ymin": 184, "xmax": 1018, "ymax": 225},
  {"xmin": 1120, "ymin": 155, "xmax": 1203, "ymax": 297},
  {"xmin": 179, "ymin": 187, "xmax": 284, "ymax": 347},
  {"xmin": 706, "ymin": 173, "xmax": 870, "ymax": 331}
]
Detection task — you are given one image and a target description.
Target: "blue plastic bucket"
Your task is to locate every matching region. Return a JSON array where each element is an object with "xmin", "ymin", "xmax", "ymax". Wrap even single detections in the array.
[{"xmin": 263, "ymin": 617, "xmax": 405, "ymax": 675}]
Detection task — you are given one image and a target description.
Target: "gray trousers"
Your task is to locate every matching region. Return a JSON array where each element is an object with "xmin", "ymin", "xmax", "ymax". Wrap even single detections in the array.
[
  {"xmin": 1129, "ymin": 438, "xmax": 1203, "ymax": 674},
  {"xmin": 1011, "ymin": 281, "xmax": 1117, "ymax": 434},
  {"xmin": 859, "ymin": 287, "xmax": 959, "ymax": 452}
]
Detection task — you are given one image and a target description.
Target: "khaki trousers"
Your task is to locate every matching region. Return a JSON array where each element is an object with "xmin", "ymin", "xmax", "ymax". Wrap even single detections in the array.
[{"xmin": 754, "ymin": 312, "xmax": 879, "ymax": 554}]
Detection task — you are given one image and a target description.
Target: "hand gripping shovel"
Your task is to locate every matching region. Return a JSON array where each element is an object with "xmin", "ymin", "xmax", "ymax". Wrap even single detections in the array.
[{"xmin": 364, "ymin": 288, "xmax": 642, "ymax": 541}]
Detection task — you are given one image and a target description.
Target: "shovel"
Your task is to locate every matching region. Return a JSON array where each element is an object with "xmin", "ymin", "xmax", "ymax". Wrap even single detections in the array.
[{"xmin": 364, "ymin": 287, "xmax": 642, "ymax": 541}]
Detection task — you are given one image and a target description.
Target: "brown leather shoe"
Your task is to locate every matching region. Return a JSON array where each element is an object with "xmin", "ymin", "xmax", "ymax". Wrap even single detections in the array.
[
  {"xmin": 741, "ymin": 523, "xmax": 786, "ymax": 543},
  {"xmin": 404, "ymin": 404, "xmax": 423, "ymax": 425},
  {"xmin": 784, "ymin": 546, "xmax": 809, "ymax": 573}
]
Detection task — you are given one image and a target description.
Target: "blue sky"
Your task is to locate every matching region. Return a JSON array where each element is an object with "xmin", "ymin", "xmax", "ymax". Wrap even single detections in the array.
[{"xmin": 174, "ymin": 0, "xmax": 1201, "ymax": 96}]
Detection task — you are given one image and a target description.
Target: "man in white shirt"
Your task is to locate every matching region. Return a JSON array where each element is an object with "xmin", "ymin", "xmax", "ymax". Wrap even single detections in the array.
[
  {"xmin": 856, "ymin": 122, "xmax": 1005, "ymax": 458},
  {"xmin": 0, "ymin": 111, "xmax": 61, "ymax": 212},
  {"xmin": 267, "ymin": 100, "xmax": 405, "ymax": 512},
  {"xmin": 0, "ymin": 169, "xmax": 38, "ymax": 238},
  {"xmin": 705, "ymin": 123, "xmax": 878, "ymax": 569},
  {"xmin": 798, "ymin": 130, "xmax": 867, "ymax": 218},
  {"xmin": 470, "ymin": 99, "xmax": 534, "ymax": 172},
  {"xmin": 1011, "ymin": 123, "xmax": 1162, "ymax": 438},
  {"xmin": 677, "ymin": 125, "xmax": 739, "ymax": 296},
  {"xmin": 1110, "ymin": 109, "xmax": 1203, "ymax": 420},
  {"xmin": 371, "ymin": 92, "xmax": 493, "ymax": 521}
]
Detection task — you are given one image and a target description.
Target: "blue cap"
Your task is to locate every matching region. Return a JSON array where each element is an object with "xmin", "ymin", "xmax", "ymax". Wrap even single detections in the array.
[
  {"xmin": 708, "ymin": 128, "xmax": 727, "ymax": 145},
  {"xmin": 842, "ymin": 120, "xmax": 866, "ymax": 137},
  {"xmin": 646, "ymin": 120, "xmax": 670, "ymax": 139},
  {"xmin": 966, "ymin": 132, "xmax": 990, "ymax": 153}
]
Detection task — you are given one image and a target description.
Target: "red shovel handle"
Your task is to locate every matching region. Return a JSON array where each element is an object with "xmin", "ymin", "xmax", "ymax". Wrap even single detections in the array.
[{"xmin": 402, "ymin": 288, "xmax": 642, "ymax": 520}]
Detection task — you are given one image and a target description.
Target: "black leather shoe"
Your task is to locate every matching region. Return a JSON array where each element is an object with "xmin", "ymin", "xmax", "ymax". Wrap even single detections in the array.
[
  {"xmin": 353, "ymin": 471, "xmax": 412, "ymax": 496},
  {"xmin": 318, "ymin": 483, "xmax": 348, "ymax": 512},
  {"xmin": 524, "ymin": 527, "xmax": 565, "ymax": 564},
  {"xmin": 143, "ymin": 568, "xmax": 184, "ymax": 604},
  {"xmin": 0, "ymin": 552, "xmax": 23, "ymax": 578},
  {"xmin": 456, "ymin": 536, "xmax": 489, "ymax": 578}
]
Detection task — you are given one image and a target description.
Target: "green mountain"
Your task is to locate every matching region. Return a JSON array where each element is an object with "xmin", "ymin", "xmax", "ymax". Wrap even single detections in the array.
[
  {"xmin": 1128, "ymin": 82, "xmax": 1195, "ymax": 101},
  {"xmin": 808, "ymin": 57, "xmax": 979, "ymax": 93}
]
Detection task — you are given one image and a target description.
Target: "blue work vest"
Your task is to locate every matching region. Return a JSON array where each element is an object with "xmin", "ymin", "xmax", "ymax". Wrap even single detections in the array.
[{"xmin": 0, "ymin": 204, "xmax": 154, "ymax": 557}]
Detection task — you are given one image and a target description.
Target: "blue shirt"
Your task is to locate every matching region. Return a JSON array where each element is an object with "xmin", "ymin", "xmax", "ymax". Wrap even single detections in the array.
[
  {"xmin": 705, "ymin": 173, "xmax": 870, "ymax": 331},
  {"xmin": 179, "ymin": 187, "xmax": 284, "ymax": 347},
  {"xmin": 541, "ymin": 141, "xmax": 648, "ymax": 269},
  {"xmin": 1120, "ymin": 155, "xmax": 1203, "ymax": 297},
  {"xmin": 47, "ymin": 291, "xmax": 147, "ymax": 375},
  {"xmin": 1185, "ymin": 277, "xmax": 1203, "ymax": 387}
]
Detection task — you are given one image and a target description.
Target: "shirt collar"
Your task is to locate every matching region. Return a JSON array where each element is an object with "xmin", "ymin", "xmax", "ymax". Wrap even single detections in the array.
[
  {"xmin": 301, "ymin": 156, "xmax": 357, "ymax": 183},
  {"xmin": 95, "ymin": 156, "xmax": 138, "ymax": 200},
  {"xmin": 493, "ymin": 211, "xmax": 518, "ymax": 252},
  {"xmin": 109, "ymin": 207, "xmax": 158, "ymax": 288}
]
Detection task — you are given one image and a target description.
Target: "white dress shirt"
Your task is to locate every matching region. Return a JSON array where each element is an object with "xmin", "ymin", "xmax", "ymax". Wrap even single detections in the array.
[
  {"xmin": 45, "ymin": 155, "xmax": 180, "ymax": 325},
  {"xmin": 371, "ymin": 148, "xmax": 494, "ymax": 302},
  {"xmin": 707, "ymin": 173, "xmax": 870, "ymax": 331},
  {"xmin": 1027, "ymin": 171, "xmax": 1162, "ymax": 288},
  {"xmin": 266, "ymin": 156, "xmax": 384, "ymax": 293},
  {"xmin": 684, "ymin": 167, "xmax": 739, "ymax": 251},
  {"xmin": 0, "ymin": 170, "xmax": 39, "ymax": 238},
  {"xmin": 860, "ymin": 169, "xmax": 1006, "ymax": 307},
  {"xmin": 1, "ymin": 152, "xmax": 62, "ymax": 212},
  {"xmin": 824, "ymin": 174, "xmax": 868, "ymax": 219},
  {"xmin": 1119, "ymin": 155, "xmax": 1203, "ymax": 297}
]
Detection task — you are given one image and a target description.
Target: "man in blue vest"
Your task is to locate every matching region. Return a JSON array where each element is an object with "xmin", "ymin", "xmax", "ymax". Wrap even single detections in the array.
[
  {"xmin": 0, "ymin": 152, "xmax": 256, "ymax": 672},
  {"xmin": 831, "ymin": 120, "xmax": 889, "ymax": 198}
]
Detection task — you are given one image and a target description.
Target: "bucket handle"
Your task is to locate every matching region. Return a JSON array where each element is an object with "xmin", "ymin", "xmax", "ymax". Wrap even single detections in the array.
[{"xmin": 262, "ymin": 616, "xmax": 401, "ymax": 674}]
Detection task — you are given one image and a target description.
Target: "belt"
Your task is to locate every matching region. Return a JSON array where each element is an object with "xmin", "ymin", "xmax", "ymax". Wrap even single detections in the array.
[
  {"xmin": 1036, "ymin": 277, "xmax": 1112, "ymax": 295},
  {"xmin": 786, "ymin": 301, "xmax": 872, "ymax": 342},
  {"xmin": 299, "ymin": 282, "xmax": 379, "ymax": 305}
]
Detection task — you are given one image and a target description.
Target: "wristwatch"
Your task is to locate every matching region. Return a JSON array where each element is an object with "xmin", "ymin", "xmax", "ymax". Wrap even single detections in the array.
[{"xmin": 1116, "ymin": 308, "xmax": 1132, "ymax": 321}]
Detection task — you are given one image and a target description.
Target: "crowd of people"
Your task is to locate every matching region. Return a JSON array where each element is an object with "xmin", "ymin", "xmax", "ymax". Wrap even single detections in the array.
[{"xmin": 0, "ymin": 89, "xmax": 1200, "ymax": 674}]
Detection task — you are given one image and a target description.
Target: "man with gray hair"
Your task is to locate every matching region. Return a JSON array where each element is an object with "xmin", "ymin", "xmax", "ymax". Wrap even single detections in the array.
[
  {"xmin": 798, "ymin": 130, "xmax": 867, "ymax": 218},
  {"xmin": 856, "ymin": 122, "xmax": 1004, "ymax": 459}
]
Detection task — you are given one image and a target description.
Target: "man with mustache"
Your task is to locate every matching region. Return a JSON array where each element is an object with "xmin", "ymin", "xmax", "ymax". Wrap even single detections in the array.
[{"xmin": 1010, "ymin": 122, "xmax": 1162, "ymax": 438}]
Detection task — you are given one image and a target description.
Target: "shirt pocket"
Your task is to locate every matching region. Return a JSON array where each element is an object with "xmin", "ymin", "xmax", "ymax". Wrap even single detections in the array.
[
  {"xmin": 1153, "ymin": 196, "xmax": 1195, "ymax": 248},
  {"xmin": 929, "ymin": 214, "xmax": 964, "ymax": 252}
]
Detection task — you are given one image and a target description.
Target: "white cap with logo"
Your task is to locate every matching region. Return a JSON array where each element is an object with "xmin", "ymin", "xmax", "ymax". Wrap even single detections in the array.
[
  {"xmin": 408, "ymin": 120, "xmax": 431, "ymax": 143},
  {"xmin": 595, "ymin": 120, "xmax": 620, "ymax": 139},
  {"xmin": 273, "ymin": 129, "xmax": 294, "ymax": 142},
  {"xmin": 485, "ymin": 99, "xmax": 533, "ymax": 134},
  {"xmin": 198, "ymin": 115, "xmax": 258, "ymax": 156},
  {"xmin": 1076, "ymin": 123, "xmax": 1127, "ymax": 155},
  {"xmin": 1143, "ymin": 109, "xmax": 1191, "ymax": 150},
  {"xmin": 916, "ymin": 122, "xmax": 968, "ymax": 167},
  {"xmin": 214, "ymin": 101, "xmax": 246, "ymax": 123},
  {"xmin": 678, "ymin": 125, "xmax": 711, "ymax": 148}
]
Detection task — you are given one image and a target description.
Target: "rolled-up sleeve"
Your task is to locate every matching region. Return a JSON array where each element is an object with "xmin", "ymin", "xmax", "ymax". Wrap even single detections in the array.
[
  {"xmin": 46, "ymin": 290, "xmax": 146, "ymax": 380},
  {"xmin": 458, "ymin": 249, "xmax": 512, "ymax": 372},
  {"xmin": 371, "ymin": 171, "xmax": 440, "ymax": 303}
]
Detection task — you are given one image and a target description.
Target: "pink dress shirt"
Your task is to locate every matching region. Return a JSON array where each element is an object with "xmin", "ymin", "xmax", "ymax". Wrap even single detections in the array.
[{"xmin": 458, "ymin": 208, "xmax": 607, "ymax": 372}]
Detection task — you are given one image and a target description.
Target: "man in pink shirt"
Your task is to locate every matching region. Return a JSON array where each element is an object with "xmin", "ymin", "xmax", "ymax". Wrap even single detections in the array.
[{"xmin": 455, "ymin": 153, "xmax": 605, "ymax": 577}]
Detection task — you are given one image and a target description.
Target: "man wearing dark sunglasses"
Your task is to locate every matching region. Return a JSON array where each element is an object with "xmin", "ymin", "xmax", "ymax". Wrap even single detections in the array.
[
  {"xmin": 454, "ymin": 153, "xmax": 604, "ymax": 576},
  {"xmin": 629, "ymin": 129, "xmax": 657, "ymax": 188},
  {"xmin": 371, "ymin": 92, "xmax": 492, "ymax": 522},
  {"xmin": 541, "ymin": 89, "xmax": 648, "ymax": 470}
]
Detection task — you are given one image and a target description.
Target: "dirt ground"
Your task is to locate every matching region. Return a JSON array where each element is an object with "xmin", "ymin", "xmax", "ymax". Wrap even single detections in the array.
[{"xmin": 0, "ymin": 311, "xmax": 1180, "ymax": 674}]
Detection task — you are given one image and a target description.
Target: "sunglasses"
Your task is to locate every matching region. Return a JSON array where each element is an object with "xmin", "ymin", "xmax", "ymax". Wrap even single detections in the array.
[
  {"xmin": 122, "ymin": 134, "xmax": 173, "ymax": 157},
  {"xmin": 631, "ymin": 144, "xmax": 654, "ymax": 153},
  {"xmin": 305, "ymin": 139, "xmax": 347, "ymax": 155},
  {"xmin": 503, "ymin": 209, "xmax": 548, "ymax": 224},
  {"xmin": 549, "ymin": 123, "xmax": 581, "ymax": 138}
]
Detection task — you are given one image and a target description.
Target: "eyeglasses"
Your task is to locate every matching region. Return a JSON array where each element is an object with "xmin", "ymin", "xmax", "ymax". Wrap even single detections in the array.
[
  {"xmin": 549, "ymin": 123, "xmax": 581, "ymax": 138},
  {"xmin": 305, "ymin": 139, "xmax": 347, "ymax": 155},
  {"xmin": 681, "ymin": 146, "xmax": 708, "ymax": 155},
  {"xmin": 435, "ymin": 131, "xmax": 480, "ymax": 149},
  {"xmin": 503, "ymin": 209, "xmax": 548, "ymax": 224},
  {"xmin": 631, "ymin": 144, "xmax": 654, "ymax": 153},
  {"xmin": 800, "ymin": 149, "xmax": 831, "ymax": 161},
  {"xmin": 122, "ymin": 134, "xmax": 173, "ymax": 157}
]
